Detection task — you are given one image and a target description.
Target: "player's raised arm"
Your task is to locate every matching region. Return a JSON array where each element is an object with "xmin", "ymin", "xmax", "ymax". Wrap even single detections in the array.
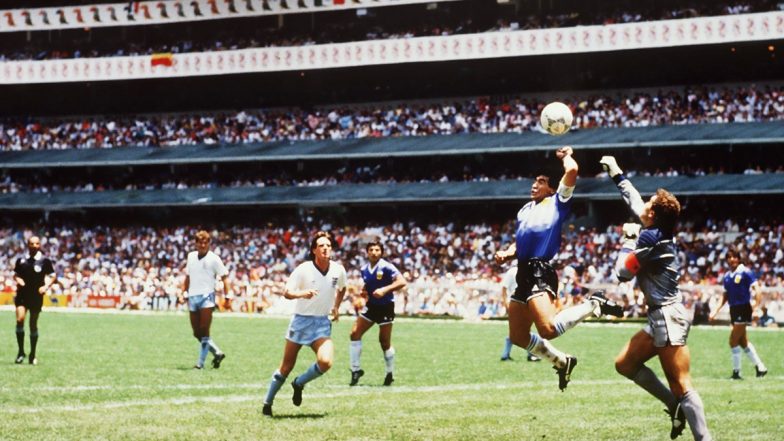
[
  {"xmin": 557, "ymin": 146, "xmax": 578, "ymax": 189},
  {"xmin": 600, "ymin": 156, "xmax": 645, "ymax": 220}
]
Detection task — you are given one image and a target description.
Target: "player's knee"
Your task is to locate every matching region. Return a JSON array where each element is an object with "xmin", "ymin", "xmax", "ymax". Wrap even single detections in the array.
[
  {"xmin": 317, "ymin": 358, "xmax": 333, "ymax": 373},
  {"xmin": 349, "ymin": 331, "xmax": 362, "ymax": 341},
  {"xmin": 614, "ymin": 357, "xmax": 634, "ymax": 378},
  {"xmin": 538, "ymin": 325, "xmax": 559, "ymax": 340}
]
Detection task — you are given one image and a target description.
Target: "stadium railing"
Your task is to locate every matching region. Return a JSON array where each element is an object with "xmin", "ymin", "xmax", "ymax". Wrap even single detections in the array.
[
  {"xmin": 1, "ymin": 121, "xmax": 782, "ymax": 167},
  {"xmin": 2, "ymin": 175, "xmax": 784, "ymax": 209}
]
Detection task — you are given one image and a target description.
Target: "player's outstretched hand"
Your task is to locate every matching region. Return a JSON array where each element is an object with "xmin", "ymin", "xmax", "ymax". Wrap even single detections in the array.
[
  {"xmin": 556, "ymin": 146, "xmax": 573, "ymax": 159},
  {"xmin": 599, "ymin": 156, "xmax": 623, "ymax": 178}
]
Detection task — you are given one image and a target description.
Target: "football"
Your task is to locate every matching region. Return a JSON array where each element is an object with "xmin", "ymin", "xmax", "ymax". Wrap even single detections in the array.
[{"xmin": 540, "ymin": 101, "xmax": 573, "ymax": 136}]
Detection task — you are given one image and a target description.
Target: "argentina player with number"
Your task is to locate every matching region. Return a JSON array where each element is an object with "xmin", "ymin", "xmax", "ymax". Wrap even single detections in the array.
[
  {"xmin": 601, "ymin": 156, "xmax": 711, "ymax": 441},
  {"xmin": 709, "ymin": 249, "xmax": 768, "ymax": 380},
  {"xmin": 494, "ymin": 146, "xmax": 623, "ymax": 391},
  {"xmin": 349, "ymin": 239, "xmax": 408, "ymax": 387},
  {"xmin": 262, "ymin": 231, "xmax": 347, "ymax": 417}
]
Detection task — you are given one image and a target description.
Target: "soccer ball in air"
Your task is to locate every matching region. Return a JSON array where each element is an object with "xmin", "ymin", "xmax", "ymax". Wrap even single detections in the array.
[{"xmin": 540, "ymin": 102, "xmax": 573, "ymax": 136}]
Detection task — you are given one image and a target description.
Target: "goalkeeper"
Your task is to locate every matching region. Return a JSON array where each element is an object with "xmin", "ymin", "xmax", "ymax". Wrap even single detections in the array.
[{"xmin": 600, "ymin": 156, "xmax": 711, "ymax": 441}]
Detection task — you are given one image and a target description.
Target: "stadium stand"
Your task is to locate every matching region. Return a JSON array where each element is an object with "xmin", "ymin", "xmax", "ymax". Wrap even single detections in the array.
[
  {"xmin": 1, "ymin": 86, "xmax": 782, "ymax": 151},
  {"xmin": 1, "ymin": 1, "xmax": 777, "ymax": 61},
  {"xmin": 0, "ymin": 0, "xmax": 781, "ymax": 331}
]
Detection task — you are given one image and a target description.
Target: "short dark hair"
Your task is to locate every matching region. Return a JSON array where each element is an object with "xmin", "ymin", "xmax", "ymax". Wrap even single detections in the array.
[
  {"xmin": 651, "ymin": 188, "xmax": 680, "ymax": 233},
  {"xmin": 309, "ymin": 231, "xmax": 334, "ymax": 260},
  {"xmin": 366, "ymin": 239, "xmax": 383, "ymax": 253},
  {"xmin": 725, "ymin": 248, "xmax": 740, "ymax": 260}
]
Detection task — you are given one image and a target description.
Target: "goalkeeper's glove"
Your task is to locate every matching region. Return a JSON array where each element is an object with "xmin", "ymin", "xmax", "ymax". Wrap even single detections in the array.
[
  {"xmin": 600, "ymin": 156, "xmax": 623, "ymax": 178},
  {"xmin": 621, "ymin": 223, "xmax": 641, "ymax": 249}
]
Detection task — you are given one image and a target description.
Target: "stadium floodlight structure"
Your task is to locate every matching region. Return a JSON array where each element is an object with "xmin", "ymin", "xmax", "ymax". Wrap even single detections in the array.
[{"xmin": 0, "ymin": 0, "xmax": 462, "ymax": 32}]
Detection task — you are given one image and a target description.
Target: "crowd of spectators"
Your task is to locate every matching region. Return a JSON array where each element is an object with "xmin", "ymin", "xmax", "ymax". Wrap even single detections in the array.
[
  {"xmin": 2, "ymin": 162, "xmax": 782, "ymax": 194},
  {"xmin": 0, "ymin": 1, "xmax": 775, "ymax": 62},
  {"xmin": 1, "ymin": 84, "xmax": 782, "ymax": 151},
  {"xmin": 0, "ymin": 218, "xmax": 781, "ymax": 324}
]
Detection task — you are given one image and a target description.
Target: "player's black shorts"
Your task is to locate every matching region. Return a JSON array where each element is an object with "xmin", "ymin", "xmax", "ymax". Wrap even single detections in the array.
[
  {"xmin": 360, "ymin": 303, "xmax": 395, "ymax": 325},
  {"xmin": 14, "ymin": 293, "xmax": 43, "ymax": 313},
  {"xmin": 511, "ymin": 258, "xmax": 558, "ymax": 304},
  {"xmin": 729, "ymin": 304, "xmax": 753, "ymax": 325}
]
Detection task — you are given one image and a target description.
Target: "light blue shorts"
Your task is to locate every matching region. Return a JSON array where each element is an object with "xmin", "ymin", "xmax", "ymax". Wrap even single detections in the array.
[
  {"xmin": 286, "ymin": 314, "xmax": 332, "ymax": 346},
  {"xmin": 188, "ymin": 293, "xmax": 216, "ymax": 312}
]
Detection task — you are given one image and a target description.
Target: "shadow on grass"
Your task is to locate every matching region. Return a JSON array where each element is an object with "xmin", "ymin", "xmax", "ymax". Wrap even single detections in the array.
[
  {"xmin": 175, "ymin": 366, "xmax": 203, "ymax": 371},
  {"xmin": 269, "ymin": 413, "xmax": 326, "ymax": 420}
]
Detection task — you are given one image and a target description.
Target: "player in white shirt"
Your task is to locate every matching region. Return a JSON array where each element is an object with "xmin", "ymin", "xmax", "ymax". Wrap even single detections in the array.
[
  {"xmin": 181, "ymin": 230, "xmax": 231, "ymax": 370},
  {"xmin": 263, "ymin": 231, "xmax": 347, "ymax": 417}
]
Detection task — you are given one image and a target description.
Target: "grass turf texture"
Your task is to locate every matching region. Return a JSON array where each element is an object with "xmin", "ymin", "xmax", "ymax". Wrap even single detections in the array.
[{"xmin": 1, "ymin": 310, "xmax": 781, "ymax": 440}]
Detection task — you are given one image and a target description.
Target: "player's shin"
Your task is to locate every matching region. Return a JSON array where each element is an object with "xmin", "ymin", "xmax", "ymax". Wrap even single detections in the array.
[
  {"xmin": 630, "ymin": 366, "xmax": 676, "ymax": 411},
  {"xmin": 30, "ymin": 331, "xmax": 39, "ymax": 357},
  {"xmin": 198, "ymin": 337, "xmax": 210, "ymax": 367},
  {"xmin": 264, "ymin": 370, "xmax": 287, "ymax": 405},
  {"xmin": 349, "ymin": 340, "xmax": 362, "ymax": 371},
  {"xmin": 526, "ymin": 333, "xmax": 567, "ymax": 368},
  {"xmin": 294, "ymin": 362, "xmax": 324, "ymax": 387},
  {"xmin": 384, "ymin": 347, "xmax": 395, "ymax": 374},
  {"xmin": 553, "ymin": 300, "xmax": 597, "ymax": 335},
  {"xmin": 680, "ymin": 390, "xmax": 712, "ymax": 441},
  {"xmin": 15, "ymin": 325, "xmax": 25, "ymax": 355},
  {"xmin": 743, "ymin": 342, "xmax": 765, "ymax": 370}
]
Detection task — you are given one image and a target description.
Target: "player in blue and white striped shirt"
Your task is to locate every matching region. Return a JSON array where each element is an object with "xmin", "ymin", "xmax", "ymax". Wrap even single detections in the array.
[
  {"xmin": 495, "ymin": 146, "xmax": 623, "ymax": 391},
  {"xmin": 710, "ymin": 248, "xmax": 768, "ymax": 379}
]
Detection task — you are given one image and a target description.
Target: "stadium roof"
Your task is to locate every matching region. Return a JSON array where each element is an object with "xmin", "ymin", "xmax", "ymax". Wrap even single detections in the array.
[
  {"xmin": 1, "ymin": 121, "xmax": 782, "ymax": 169},
  {"xmin": 2, "ymin": 174, "xmax": 782, "ymax": 210}
]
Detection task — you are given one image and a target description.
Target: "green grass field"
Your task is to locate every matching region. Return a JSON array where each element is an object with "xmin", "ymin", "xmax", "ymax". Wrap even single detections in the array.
[{"xmin": 0, "ymin": 310, "xmax": 781, "ymax": 441}]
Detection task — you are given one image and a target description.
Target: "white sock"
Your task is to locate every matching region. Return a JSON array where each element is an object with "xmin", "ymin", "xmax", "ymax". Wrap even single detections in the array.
[
  {"xmin": 527, "ymin": 333, "xmax": 567, "ymax": 368},
  {"xmin": 743, "ymin": 342, "xmax": 765, "ymax": 370},
  {"xmin": 384, "ymin": 347, "xmax": 395, "ymax": 374},
  {"xmin": 731, "ymin": 346, "xmax": 742, "ymax": 371},
  {"xmin": 350, "ymin": 340, "xmax": 362, "ymax": 372},
  {"xmin": 553, "ymin": 300, "xmax": 597, "ymax": 335}
]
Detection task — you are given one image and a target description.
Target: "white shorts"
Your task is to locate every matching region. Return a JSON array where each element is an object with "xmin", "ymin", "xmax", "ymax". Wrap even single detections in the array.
[
  {"xmin": 286, "ymin": 314, "xmax": 332, "ymax": 346},
  {"xmin": 643, "ymin": 303, "xmax": 691, "ymax": 347},
  {"xmin": 188, "ymin": 293, "xmax": 216, "ymax": 312}
]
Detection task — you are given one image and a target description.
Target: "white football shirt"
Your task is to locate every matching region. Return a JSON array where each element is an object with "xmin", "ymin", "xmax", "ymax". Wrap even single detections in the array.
[
  {"xmin": 502, "ymin": 266, "xmax": 518, "ymax": 293},
  {"xmin": 186, "ymin": 251, "xmax": 228, "ymax": 296},
  {"xmin": 286, "ymin": 260, "xmax": 347, "ymax": 316}
]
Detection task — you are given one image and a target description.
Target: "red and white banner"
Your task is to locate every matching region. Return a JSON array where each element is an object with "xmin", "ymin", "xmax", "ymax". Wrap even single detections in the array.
[
  {"xmin": 1, "ymin": 12, "xmax": 782, "ymax": 84},
  {"xmin": 0, "ymin": 0, "xmax": 459, "ymax": 32},
  {"xmin": 87, "ymin": 295, "xmax": 122, "ymax": 308}
]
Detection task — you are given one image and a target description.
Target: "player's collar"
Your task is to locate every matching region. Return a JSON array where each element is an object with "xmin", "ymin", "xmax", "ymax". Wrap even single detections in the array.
[
  {"xmin": 312, "ymin": 260, "xmax": 331, "ymax": 276},
  {"xmin": 368, "ymin": 259, "xmax": 383, "ymax": 272}
]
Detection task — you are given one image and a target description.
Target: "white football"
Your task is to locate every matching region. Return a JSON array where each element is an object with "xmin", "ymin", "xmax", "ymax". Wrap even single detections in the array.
[{"xmin": 540, "ymin": 102, "xmax": 573, "ymax": 136}]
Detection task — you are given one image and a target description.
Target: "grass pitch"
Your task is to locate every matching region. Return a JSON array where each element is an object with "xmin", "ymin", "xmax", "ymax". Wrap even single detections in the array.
[{"xmin": 0, "ymin": 310, "xmax": 781, "ymax": 440}]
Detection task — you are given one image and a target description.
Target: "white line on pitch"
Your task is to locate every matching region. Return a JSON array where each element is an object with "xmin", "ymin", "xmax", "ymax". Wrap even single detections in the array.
[{"xmin": 4, "ymin": 377, "xmax": 782, "ymax": 414}]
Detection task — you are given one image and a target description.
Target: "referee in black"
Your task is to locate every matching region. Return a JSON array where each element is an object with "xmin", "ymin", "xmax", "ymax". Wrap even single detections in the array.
[{"xmin": 13, "ymin": 236, "xmax": 56, "ymax": 365}]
